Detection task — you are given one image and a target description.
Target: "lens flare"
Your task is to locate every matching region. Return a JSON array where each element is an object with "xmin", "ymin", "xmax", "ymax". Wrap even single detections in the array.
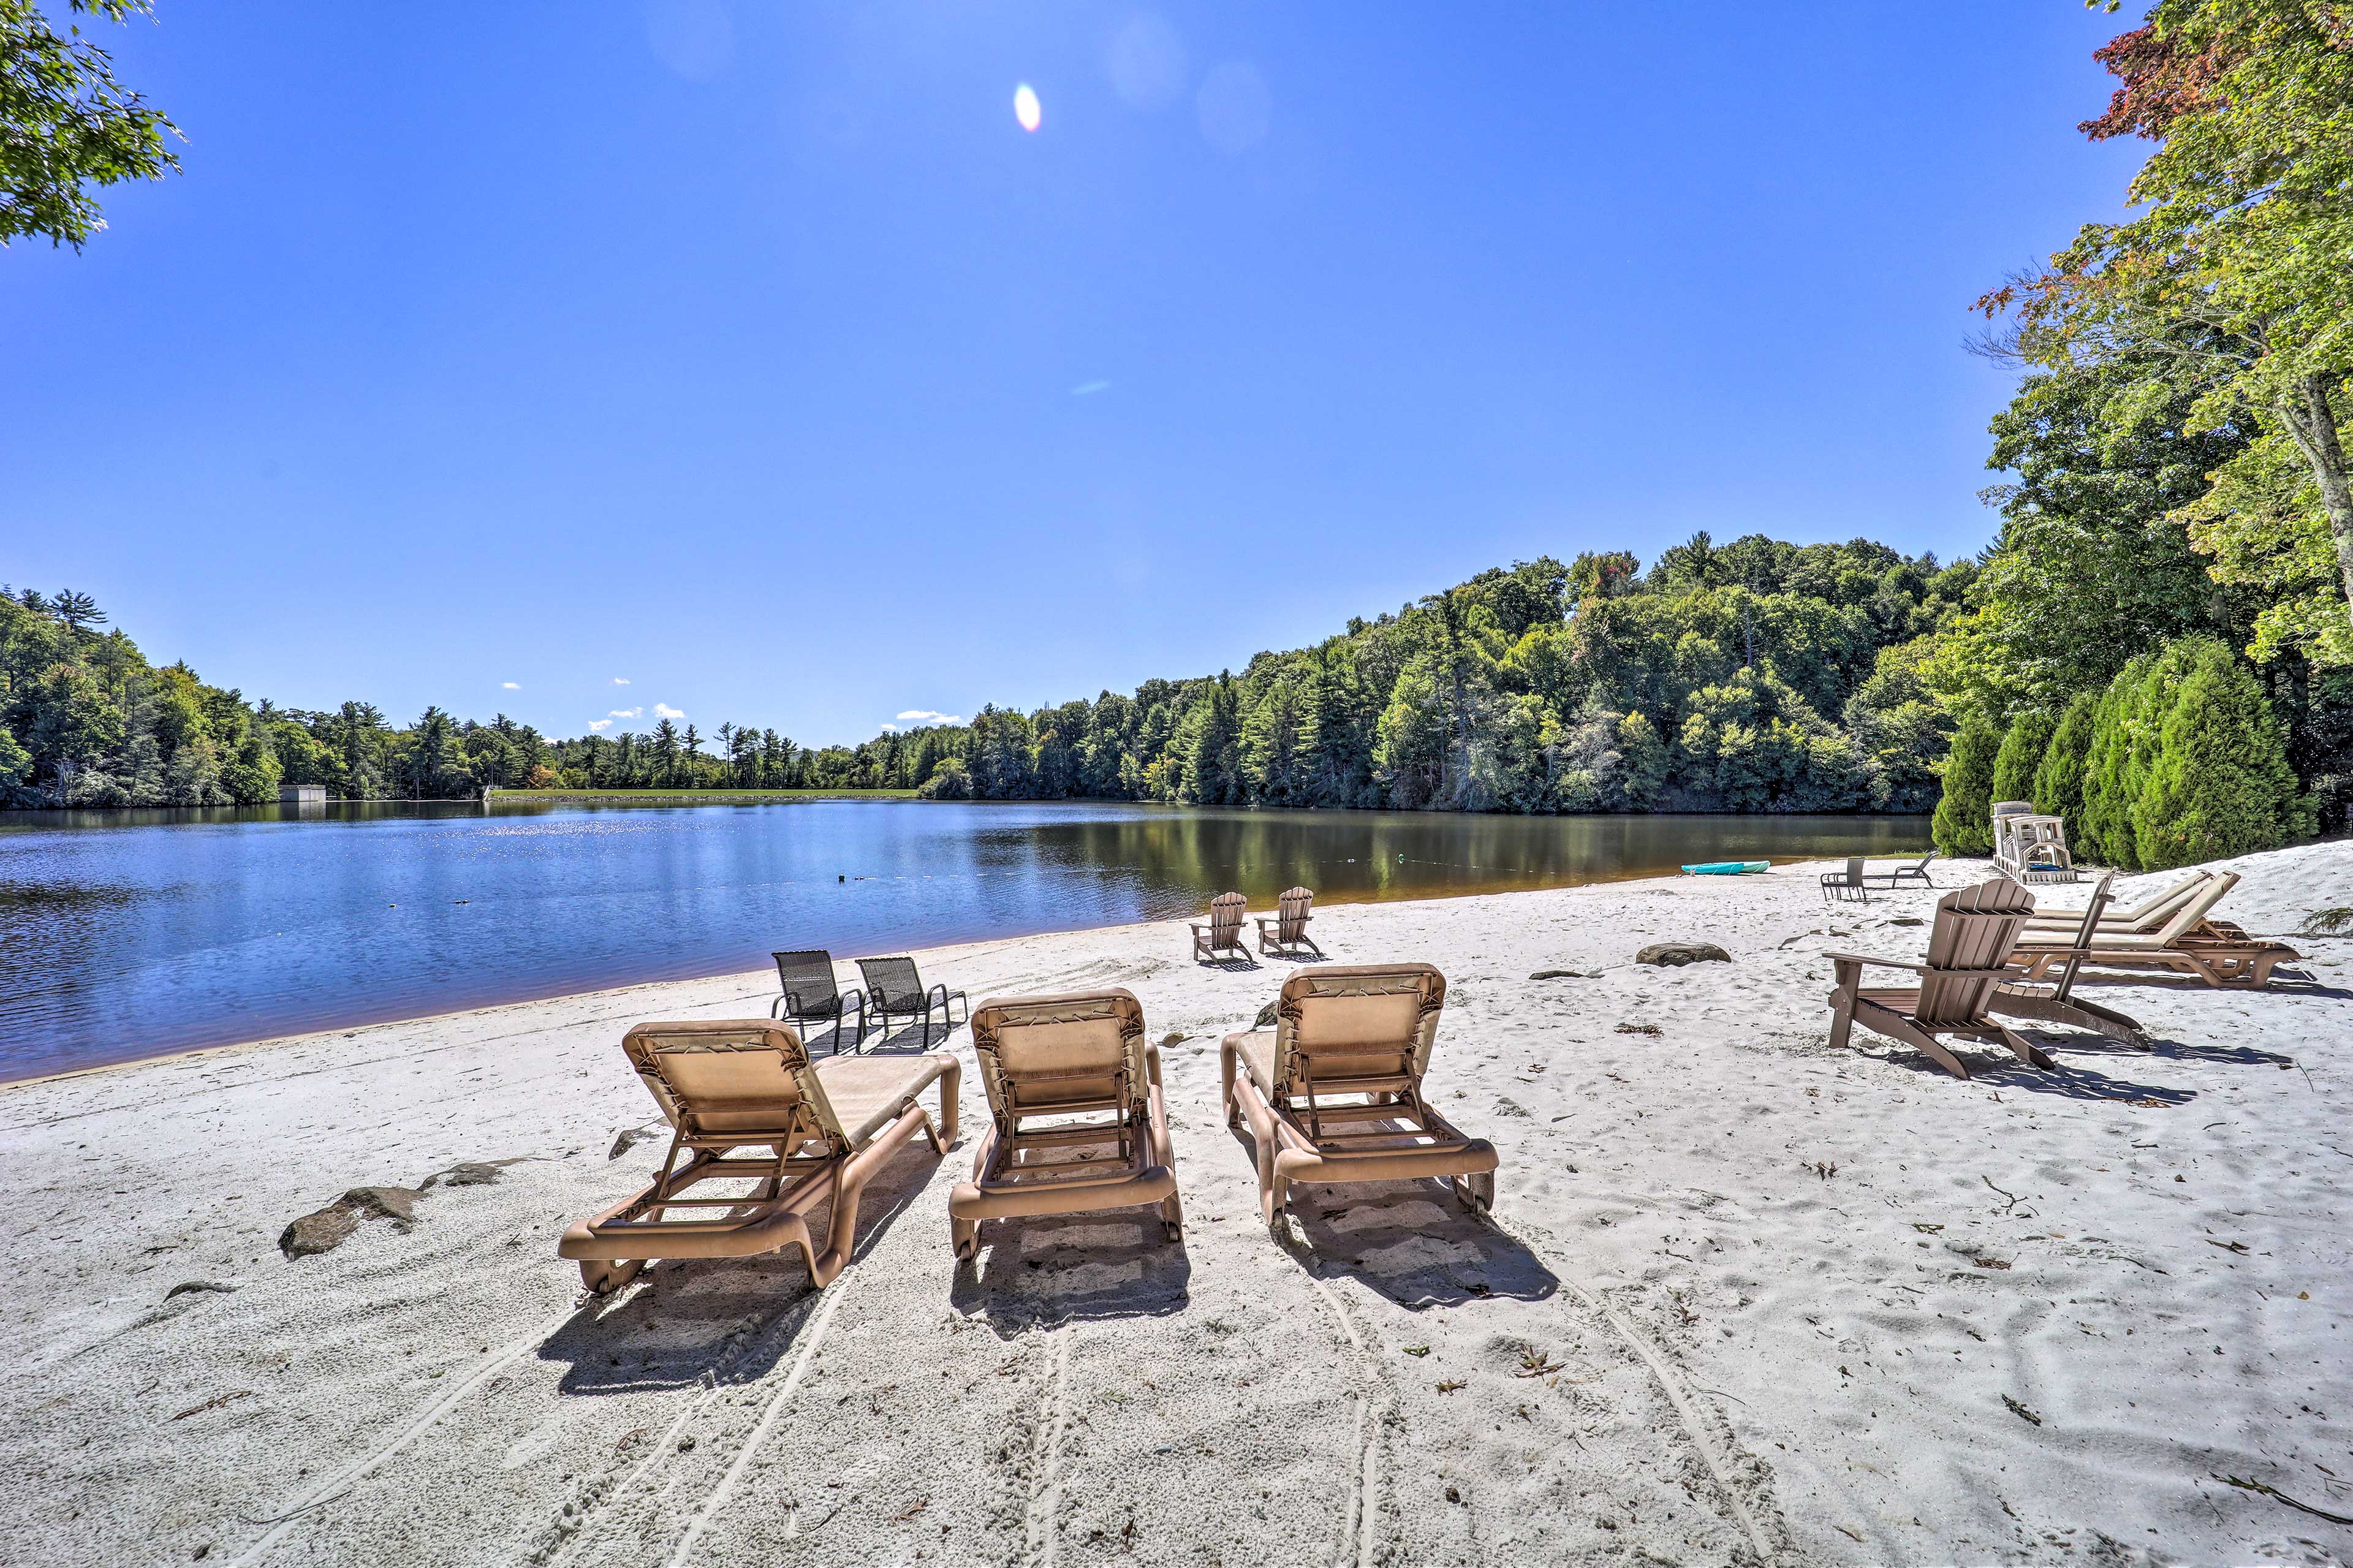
[{"xmin": 1013, "ymin": 83, "xmax": 1042, "ymax": 132}]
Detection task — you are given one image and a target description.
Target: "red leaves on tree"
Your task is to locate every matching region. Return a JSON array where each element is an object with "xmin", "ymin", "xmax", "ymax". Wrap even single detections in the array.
[{"xmin": 2077, "ymin": 21, "xmax": 2232, "ymax": 142}]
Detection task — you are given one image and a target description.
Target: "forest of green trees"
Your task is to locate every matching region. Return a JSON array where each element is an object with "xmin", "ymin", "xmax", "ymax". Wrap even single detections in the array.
[{"xmin": 5, "ymin": 0, "xmax": 2347, "ymax": 856}]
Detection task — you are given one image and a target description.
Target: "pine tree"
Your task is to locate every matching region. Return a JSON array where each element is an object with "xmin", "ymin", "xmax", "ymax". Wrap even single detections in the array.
[
  {"xmin": 2131, "ymin": 643, "xmax": 2306, "ymax": 869},
  {"xmin": 1931, "ymin": 712, "xmax": 2000, "ymax": 856},
  {"xmin": 1990, "ymin": 709, "xmax": 2055, "ymax": 808},
  {"xmin": 2077, "ymin": 669, "xmax": 2137, "ymax": 867},
  {"xmin": 2031, "ymin": 691, "xmax": 2098, "ymax": 826}
]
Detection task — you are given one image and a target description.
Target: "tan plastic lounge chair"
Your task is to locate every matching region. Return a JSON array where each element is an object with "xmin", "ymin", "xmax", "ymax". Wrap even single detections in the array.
[
  {"xmin": 1255, "ymin": 886, "xmax": 1323, "ymax": 957},
  {"xmin": 1820, "ymin": 857, "xmax": 1870, "ymax": 904},
  {"xmin": 1221, "ymin": 963, "xmax": 1497, "ymax": 1226},
  {"xmin": 1988, "ymin": 873, "xmax": 2148, "ymax": 1043},
  {"xmin": 2010, "ymin": 872, "xmax": 2298, "ymax": 988},
  {"xmin": 1191, "ymin": 891, "xmax": 1249, "ymax": 963},
  {"xmin": 2022, "ymin": 871, "xmax": 2212, "ymax": 935},
  {"xmin": 559, "ymin": 1020, "xmax": 959, "ymax": 1293},
  {"xmin": 948, "ymin": 989, "xmax": 1181, "ymax": 1260},
  {"xmin": 1825, "ymin": 879, "xmax": 2053, "ymax": 1080}
]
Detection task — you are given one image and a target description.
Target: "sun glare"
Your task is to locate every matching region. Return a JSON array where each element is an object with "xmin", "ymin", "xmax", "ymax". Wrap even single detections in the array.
[{"xmin": 1013, "ymin": 83, "xmax": 1042, "ymax": 133}]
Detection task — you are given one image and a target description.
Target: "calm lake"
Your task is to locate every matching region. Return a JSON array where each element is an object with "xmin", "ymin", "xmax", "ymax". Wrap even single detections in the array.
[{"xmin": 0, "ymin": 800, "xmax": 1930, "ymax": 1080}]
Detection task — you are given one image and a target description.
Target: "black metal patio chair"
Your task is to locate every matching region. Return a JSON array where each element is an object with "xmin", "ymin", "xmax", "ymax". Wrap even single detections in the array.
[
  {"xmin": 1868, "ymin": 850, "xmax": 1939, "ymax": 889},
  {"xmin": 1820, "ymin": 856, "xmax": 1871, "ymax": 904},
  {"xmin": 770, "ymin": 949, "xmax": 866, "ymax": 1053},
  {"xmin": 854, "ymin": 955, "xmax": 968, "ymax": 1048}
]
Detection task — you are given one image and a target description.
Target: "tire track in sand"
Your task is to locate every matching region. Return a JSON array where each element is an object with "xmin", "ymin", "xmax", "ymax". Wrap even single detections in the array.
[
  {"xmin": 1298, "ymin": 1267, "xmax": 1389, "ymax": 1568},
  {"xmin": 229, "ymin": 1305, "xmax": 580, "ymax": 1567},
  {"xmin": 1019, "ymin": 1330, "xmax": 1075, "ymax": 1568},
  {"xmin": 659, "ymin": 1284, "xmax": 845, "ymax": 1566},
  {"xmin": 1486, "ymin": 1215, "xmax": 1776, "ymax": 1561}
]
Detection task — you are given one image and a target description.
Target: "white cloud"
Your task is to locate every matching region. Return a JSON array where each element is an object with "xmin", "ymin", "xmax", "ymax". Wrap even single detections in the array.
[
  {"xmin": 613, "ymin": 676, "xmax": 631, "ymax": 685},
  {"xmin": 653, "ymin": 702, "xmax": 686, "ymax": 719},
  {"xmin": 502, "ymin": 681, "xmax": 520, "ymax": 689},
  {"xmin": 1070, "ymin": 379, "xmax": 1111, "ymax": 396},
  {"xmin": 895, "ymin": 709, "xmax": 964, "ymax": 727},
  {"xmin": 609, "ymin": 706, "xmax": 642, "ymax": 719},
  {"xmin": 588, "ymin": 719, "xmax": 613, "ymax": 732}
]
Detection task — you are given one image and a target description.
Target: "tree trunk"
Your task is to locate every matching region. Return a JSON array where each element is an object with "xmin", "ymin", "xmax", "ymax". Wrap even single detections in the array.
[{"xmin": 2276, "ymin": 371, "xmax": 2353, "ymax": 634}]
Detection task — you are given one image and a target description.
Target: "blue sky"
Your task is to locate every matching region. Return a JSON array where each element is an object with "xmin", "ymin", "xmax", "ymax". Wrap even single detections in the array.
[{"xmin": 4, "ymin": 2, "xmax": 2143, "ymax": 746}]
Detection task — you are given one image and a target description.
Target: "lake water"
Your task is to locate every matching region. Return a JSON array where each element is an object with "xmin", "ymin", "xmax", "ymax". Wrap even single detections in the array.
[{"xmin": 0, "ymin": 800, "xmax": 1929, "ymax": 1080}]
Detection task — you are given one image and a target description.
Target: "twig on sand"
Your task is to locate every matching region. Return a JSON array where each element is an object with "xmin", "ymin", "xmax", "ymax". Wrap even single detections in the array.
[
  {"xmin": 1981, "ymin": 1175, "xmax": 2023, "ymax": 1213},
  {"xmin": 2214, "ymin": 1472, "xmax": 2353, "ymax": 1526},
  {"xmin": 2002, "ymin": 1395, "xmax": 2042, "ymax": 1426}
]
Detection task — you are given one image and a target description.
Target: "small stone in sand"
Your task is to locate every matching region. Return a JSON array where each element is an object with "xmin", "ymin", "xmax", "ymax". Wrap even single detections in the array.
[
  {"xmin": 164, "ymin": 1279, "xmax": 239, "ymax": 1301},
  {"xmin": 609, "ymin": 1127, "xmax": 658, "ymax": 1161},
  {"xmin": 1528, "ymin": 969, "xmax": 1591, "ymax": 980},
  {"xmin": 279, "ymin": 1184, "xmax": 423, "ymax": 1259},
  {"xmin": 425, "ymin": 1162, "xmax": 503, "ymax": 1189},
  {"xmin": 1637, "ymin": 942, "xmax": 1730, "ymax": 967},
  {"xmin": 278, "ymin": 1205, "xmax": 358, "ymax": 1259},
  {"xmin": 1253, "ymin": 1001, "xmax": 1278, "ymax": 1028}
]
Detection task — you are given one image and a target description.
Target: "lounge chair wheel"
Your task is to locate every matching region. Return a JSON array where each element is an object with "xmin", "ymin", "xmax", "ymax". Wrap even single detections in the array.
[
  {"xmin": 952, "ymin": 1216, "xmax": 979, "ymax": 1261},
  {"xmin": 578, "ymin": 1257, "xmax": 645, "ymax": 1295},
  {"xmin": 1454, "ymin": 1173, "xmax": 1494, "ymax": 1214}
]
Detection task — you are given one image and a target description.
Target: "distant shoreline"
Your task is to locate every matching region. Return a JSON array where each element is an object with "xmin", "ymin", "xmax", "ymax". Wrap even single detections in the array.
[{"xmin": 485, "ymin": 787, "xmax": 920, "ymax": 803}]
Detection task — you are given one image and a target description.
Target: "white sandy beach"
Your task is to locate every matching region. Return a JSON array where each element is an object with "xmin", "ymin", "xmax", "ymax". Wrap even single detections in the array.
[{"xmin": 2, "ymin": 846, "xmax": 2347, "ymax": 1567}]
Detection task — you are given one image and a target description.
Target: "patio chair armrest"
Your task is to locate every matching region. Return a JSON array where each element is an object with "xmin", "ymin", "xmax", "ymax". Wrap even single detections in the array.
[{"xmin": 1821, "ymin": 950, "xmax": 1930, "ymax": 973}]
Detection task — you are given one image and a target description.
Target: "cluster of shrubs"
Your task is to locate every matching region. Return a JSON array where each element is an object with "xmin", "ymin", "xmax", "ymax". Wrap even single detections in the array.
[{"xmin": 1933, "ymin": 638, "xmax": 2311, "ymax": 871}]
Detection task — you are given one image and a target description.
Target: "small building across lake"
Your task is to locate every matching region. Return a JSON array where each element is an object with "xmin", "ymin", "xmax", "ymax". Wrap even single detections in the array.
[{"xmin": 279, "ymin": 784, "xmax": 327, "ymax": 806}]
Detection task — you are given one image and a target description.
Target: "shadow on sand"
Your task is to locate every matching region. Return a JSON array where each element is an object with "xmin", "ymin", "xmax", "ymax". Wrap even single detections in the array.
[
  {"xmin": 950, "ymin": 1211, "xmax": 1191, "ymax": 1338},
  {"xmin": 1884, "ymin": 1044, "xmax": 2199, "ymax": 1105},
  {"xmin": 1278, "ymin": 1181, "xmax": 1559, "ymax": 1310},
  {"xmin": 534, "ymin": 1132, "xmax": 948, "ymax": 1395}
]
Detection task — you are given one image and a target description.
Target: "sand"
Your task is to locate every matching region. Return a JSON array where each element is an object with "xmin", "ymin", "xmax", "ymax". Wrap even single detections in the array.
[{"xmin": 1, "ymin": 843, "xmax": 2347, "ymax": 1567}]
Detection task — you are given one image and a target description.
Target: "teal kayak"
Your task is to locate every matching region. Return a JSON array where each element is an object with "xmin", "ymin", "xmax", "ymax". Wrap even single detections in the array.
[{"xmin": 1681, "ymin": 860, "xmax": 1770, "ymax": 876}]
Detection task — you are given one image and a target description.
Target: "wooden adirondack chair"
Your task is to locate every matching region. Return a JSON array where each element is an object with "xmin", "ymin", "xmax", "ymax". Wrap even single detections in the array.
[
  {"xmin": 1988, "ymin": 872, "xmax": 2148, "ymax": 1043},
  {"xmin": 1191, "ymin": 891, "xmax": 1249, "ymax": 963},
  {"xmin": 1824, "ymin": 879, "xmax": 2052, "ymax": 1080},
  {"xmin": 1255, "ymin": 886, "xmax": 1322, "ymax": 957}
]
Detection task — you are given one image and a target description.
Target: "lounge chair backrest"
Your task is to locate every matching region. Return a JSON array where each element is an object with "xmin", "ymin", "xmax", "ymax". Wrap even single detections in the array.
[
  {"xmin": 771, "ymin": 950, "xmax": 843, "ymax": 1015},
  {"xmin": 622, "ymin": 1020, "xmax": 846, "ymax": 1149},
  {"xmin": 2048, "ymin": 871, "xmax": 2207, "ymax": 931},
  {"xmin": 968, "ymin": 989, "xmax": 1148, "ymax": 1133},
  {"xmin": 1911, "ymin": 850, "xmax": 1939, "ymax": 873},
  {"xmin": 1268, "ymin": 963, "xmax": 1446, "ymax": 1102},
  {"xmin": 2148, "ymin": 871, "xmax": 2238, "ymax": 945},
  {"xmin": 1842, "ymin": 856, "xmax": 1864, "ymax": 885},
  {"xmin": 1913, "ymin": 881, "xmax": 2037, "ymax": 1028},
  {"xmin": 1276, "ymin": 886, "xmax": 1313, "ymax": 941},
  {"xmin": 1208, "ymin": 892, "xmax": 1246, "ymax": 942},
  {"xmin": 857, "ymin": 955, "xmax": 927, "ymax": 1012}
]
